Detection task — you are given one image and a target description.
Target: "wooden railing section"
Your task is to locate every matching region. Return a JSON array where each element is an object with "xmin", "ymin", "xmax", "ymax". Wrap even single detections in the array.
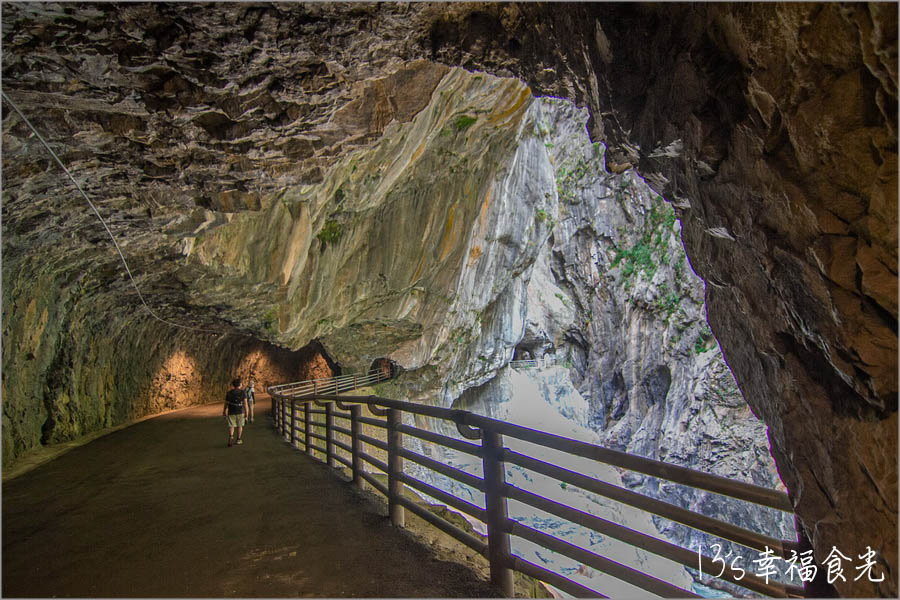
[{"xmin": 269, "ymin": 390, "xmax": 808, "ymax": 598}]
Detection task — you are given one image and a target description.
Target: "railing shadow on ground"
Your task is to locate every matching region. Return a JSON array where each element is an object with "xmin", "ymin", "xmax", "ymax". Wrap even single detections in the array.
[{"xmin": 268, "ymin": 372, "xmax": 823, "ymax": 599}]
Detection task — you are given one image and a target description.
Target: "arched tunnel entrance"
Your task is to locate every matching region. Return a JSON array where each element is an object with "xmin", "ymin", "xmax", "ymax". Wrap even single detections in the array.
[
  {"xmin": 236, "ymin": 338, "xmax": 341, "ymax": 392},
  {"xmin": 369, "ymin": 357, "xmax": 399, "ymax": 381}
]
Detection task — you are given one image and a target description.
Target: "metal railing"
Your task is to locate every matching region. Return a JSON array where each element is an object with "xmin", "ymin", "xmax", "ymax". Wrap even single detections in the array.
[
  {"xmin": 267, "ymin": 368, "xmax": 390, "ymax": 398},
  {"xmin": 269, "ymin": 389, "xmax": 811, "ymax": 598},
  {"xmin": 509, "ymin": 357, "xmax": 557, "ymax": 370}
]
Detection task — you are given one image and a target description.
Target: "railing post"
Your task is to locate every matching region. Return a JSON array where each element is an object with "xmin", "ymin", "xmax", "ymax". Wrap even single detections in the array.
[
  {"xmin": 482, "ymin": 429, "xmax": 514, "ymax": 597},
  {"xmin": 326, "ymin": 401, "xmax": 335, "ymax": 467},
  {"xmin": 387, "ymin": 408, "xmax": 405, "ymax": 527},
  {"xmin": 282, "ymin": 399, "xmax": 290, "ymax": 442},
  {"xmin": 351, "ymin": 404, "xmax": 363, "ymax": 489},
  {"xmin": 304, "ymin": 401, "xmax": 312, "ymax": 455},
  {"xmin": 290, "ymin": 399, "xmax": 297, "ymax": 448},
  {"xmin": 272, "ymin": 396, "xmax": 277, "ymax": 429},
  {"xmin": 273, "ymin": 396, "xmax": 280, "ymax": 432}
]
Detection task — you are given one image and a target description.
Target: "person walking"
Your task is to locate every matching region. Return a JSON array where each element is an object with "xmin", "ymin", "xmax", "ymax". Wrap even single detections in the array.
[
  {"xmin": 245, "ymin": 378, "xmax": 256, "ymax": 424},
  {"xmin": 223, "ymin": 377, "xmax": 249, "ymax": 447}
]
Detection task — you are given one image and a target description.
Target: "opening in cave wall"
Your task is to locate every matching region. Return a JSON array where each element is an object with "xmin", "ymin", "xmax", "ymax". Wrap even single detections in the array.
[{"xmin": 434, "ymin": 94, "xmax": 797, "ymax": 596}]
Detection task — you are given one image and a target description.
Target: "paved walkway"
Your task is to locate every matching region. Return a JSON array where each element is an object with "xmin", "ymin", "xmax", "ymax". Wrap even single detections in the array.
[{"xmin": 2, "ymin": 401, "xmax": 494, "ymax": 597}]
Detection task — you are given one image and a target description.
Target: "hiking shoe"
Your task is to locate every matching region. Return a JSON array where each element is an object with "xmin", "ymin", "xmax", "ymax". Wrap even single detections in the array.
[
  {"xmin": 236, "ymin": 438, "xmax": 243, "ymax": 445},
  {"xmin": 228, "ymin": 438, "xmax": 234, "ymax": 447}
]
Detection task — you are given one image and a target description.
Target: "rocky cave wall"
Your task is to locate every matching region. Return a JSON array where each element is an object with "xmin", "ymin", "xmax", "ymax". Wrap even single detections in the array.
[
  {"xmin": 452, "ymin": 96, "xmax": 794, "ymax": 594},
  {"xmin": 2, "ymin": 3, "xmax": 896, "ymax": 596},
  {"xmin": 544, "ymin": 98, "xmax": 795, "ymax": 581},
  {"xmin": 424, "ymin": 4, "xmax": 898, "ymax": 595},
  {"xmin": 1, "ymin": 248, "xmax": 330, "ymax": 465}
]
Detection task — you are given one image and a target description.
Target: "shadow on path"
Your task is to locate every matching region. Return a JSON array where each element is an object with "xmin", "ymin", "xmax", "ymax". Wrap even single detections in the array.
[{"xmin": 2, "ymin": 402, "xmax": 494, "ymax": 597}]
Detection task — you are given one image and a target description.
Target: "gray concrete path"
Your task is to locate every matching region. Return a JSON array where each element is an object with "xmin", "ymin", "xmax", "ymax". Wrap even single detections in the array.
[{"xmin": 2, "ymin": 401, "xmax": 494, "ymax": 597}]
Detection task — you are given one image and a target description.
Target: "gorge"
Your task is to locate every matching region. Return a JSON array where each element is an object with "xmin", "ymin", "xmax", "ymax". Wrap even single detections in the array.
[{"xmin": 2, "ymin": 3, "xmax": 896, "ymax": 597}]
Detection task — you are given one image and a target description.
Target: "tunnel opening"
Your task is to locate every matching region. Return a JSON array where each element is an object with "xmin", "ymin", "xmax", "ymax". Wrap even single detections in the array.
[
  {"xmin": 369, "ymin": 357, "xmax": 400, "ymax": 380},
  {"xmin": 223, "ymin": 339, "xmax": 341, "ymax": 398}
]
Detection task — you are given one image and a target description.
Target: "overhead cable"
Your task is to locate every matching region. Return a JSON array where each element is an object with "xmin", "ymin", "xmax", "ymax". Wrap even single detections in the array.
[{"xmin": 2, "ymin": 90, "xmax": 228, "ymax": 336}]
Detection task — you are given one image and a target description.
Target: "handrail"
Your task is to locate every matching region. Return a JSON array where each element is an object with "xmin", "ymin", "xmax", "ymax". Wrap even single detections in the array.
[
  {"xmin": 509, "ymin": 357, "xmax": 557, "ymax": 370},
  {"xmin": 269, "ymin": 390, "xmax": 811, "ymax": 598},
  {"xmin": 267, "ymin": 368, "xmax": 391, "ymax": 398}
]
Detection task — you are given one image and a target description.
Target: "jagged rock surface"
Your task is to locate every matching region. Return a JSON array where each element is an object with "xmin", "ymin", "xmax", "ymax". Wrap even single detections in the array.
[
  {"xmin": 525, "ymin": 99, "xmax": 795, "ymax": 593},
  {"xmin": 1, "ymin": 4, "xmax": 895, "ymax": 595}
]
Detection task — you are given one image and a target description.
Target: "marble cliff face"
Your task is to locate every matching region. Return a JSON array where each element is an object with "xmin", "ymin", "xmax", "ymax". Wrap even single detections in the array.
[{"xmin": 2, "ymin": 3, "xmax": 896, "ymax": 596}]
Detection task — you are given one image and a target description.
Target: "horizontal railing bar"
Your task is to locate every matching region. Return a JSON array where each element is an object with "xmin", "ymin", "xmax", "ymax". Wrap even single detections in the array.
[
  {"xmin": 290, "ymin": 393, "xmax": 791, "ymax": 512},
  {"xmin": 396, "ymin": 423, "xmax": 483, "ymax": 457},
  {"xmin": 360, "ymin": 452, "xmax": 389, "ymax": 474},
  {"xmin": 503, "ymin": 450, "xmax": 786, "ymax": 555},
  {"xmin": 307, "ymin": 409, "xmax": 327, "ymax": 416},
  {"xmin": 305, "ymin": 394, "xmax": 460, "ymax": 421},
  {"xmin": 397, "ymin": 473, "xmax": 487, "ymax": 523},
  {"xmin": 398, "ymin": 448, "xmax": 486, "ymax": 493},
  {"xmin": 308, "ymin": 432, "xmax": 328, "ymax": 443},
  {"xmin": 268, "ymin": 369, "xmax": 387, "ymax": 390},
  {"xmin": 269, "ymin": 373, "xmax": 391, "ymax": 398},
  {"xmin": 359, "ymin": 470, "xmax": 389, "ymax": 497},
  {"xmin": 504, "ymin": 483, "xmax": 788, "ymax": 597},
  {"xmin": 332, "ymin": 412, "xmax": 352, "ymax": 421},
  {"xmin": 307, "ymin": 442, "xmax": 327, "ymax": 455},
  {"xmin": 358, "ymin": 416, "xmax": 387, "ymax": 428},
  {"xmin": 509, "ymin": 554, "xmax": 605, "ymax": 598},
  {"xmin": 333, "ymin": 453, "xmax": 352, "ymax": 469},
  {"xmin": 507, "ymin": 519, "xmax": 700, "ymax": 598},
  {"xmin": 332, "ymin": 425, "xmax": 352, "ymax": 437},
  {"xmin": 396, "ymin": 496, "xmax": 489, "ymax": 557},
  {"xmin": 477, "ymin": 416, "xmax": 792, "ymax": 512},
  {"xmin": 358, "ymin": 433, "xmax": 389, "ymax": 452},
  {"xmin": 332, "ymin": 439, "xmax": 353, "ymax": 454}
]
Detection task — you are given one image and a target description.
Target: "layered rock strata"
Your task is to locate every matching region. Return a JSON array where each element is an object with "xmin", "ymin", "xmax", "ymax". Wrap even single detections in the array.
[
  {"xmin": 2, "ymin": 4, "xmax": 895, "ymax": 595},
  {"xmin": 451, "ymin": 97, "xmax": 795, "ymax": 595}
]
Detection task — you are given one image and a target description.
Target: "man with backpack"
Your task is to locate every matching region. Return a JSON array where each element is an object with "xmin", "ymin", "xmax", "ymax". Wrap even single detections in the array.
[{"xmin": 223, "ymin": 377, "xmax": 249, "ymax": 447}]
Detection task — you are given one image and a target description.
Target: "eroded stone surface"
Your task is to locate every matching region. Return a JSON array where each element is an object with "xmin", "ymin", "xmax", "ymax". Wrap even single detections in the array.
[{"xmin": 2, "ymin": 3, "xmax": 896, "ymax": 595}]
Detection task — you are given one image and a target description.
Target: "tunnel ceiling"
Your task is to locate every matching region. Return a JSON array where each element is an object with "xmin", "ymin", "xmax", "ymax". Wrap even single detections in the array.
[{"xmin": 2, "ymin": 3, "xmax": 896, "ymax": 596}]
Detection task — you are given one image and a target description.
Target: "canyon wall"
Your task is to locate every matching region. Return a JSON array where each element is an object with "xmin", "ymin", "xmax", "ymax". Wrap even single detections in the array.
[
  {"xmin": 425, "ymin": 5, "xmax": 898, "ymax": 595},
  {"xmin": 2, "ymin": 4, "xmax": 895, "ymax": 595},
  {"xmin": 453, "ymin": 97, "xmax": 795, "ymax": 595}
]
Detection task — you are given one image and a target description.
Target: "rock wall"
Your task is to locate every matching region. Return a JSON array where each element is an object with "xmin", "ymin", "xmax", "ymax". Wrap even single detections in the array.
[
  {"xmin": 438, "ymin": 97, "xmax": 795, "ymax": 595},
  {"xmin": 425, "ymin": 5, "xmax": 898, "ymax": 595},
  {"xmin": 529, "ymin": 98, "xmax": 795, "ymax": 593},
  {"xmin": 2, "ymin": 4, "xmax": 895, "ymax": 595},
  {"xmin": 185, "ymin": 68, "xmax": 554, "ymax": 397},
  {"xmin": 1, "ymin": 246, "xmax": 332, "ymax": 467}
]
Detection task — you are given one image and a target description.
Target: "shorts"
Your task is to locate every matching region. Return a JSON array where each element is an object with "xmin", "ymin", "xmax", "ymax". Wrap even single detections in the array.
[{"xmin": 226, "ymin": 414, "xmax": 246, "ymax": 428}]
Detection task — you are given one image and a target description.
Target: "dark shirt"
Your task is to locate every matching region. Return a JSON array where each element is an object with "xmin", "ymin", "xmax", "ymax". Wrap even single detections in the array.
[{"xmin": 226, "ymin": 388, "xmax": 245, "ymax": 414}]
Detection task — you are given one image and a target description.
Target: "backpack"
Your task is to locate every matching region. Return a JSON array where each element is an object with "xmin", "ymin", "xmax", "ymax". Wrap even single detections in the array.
[{"xmin": 226, "ymin": 388, "xmax": 245, "ymax": 413}]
